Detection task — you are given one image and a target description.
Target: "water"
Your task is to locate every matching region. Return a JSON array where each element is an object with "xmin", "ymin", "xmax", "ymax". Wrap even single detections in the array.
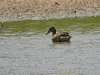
[{"xmin": 0, "ymin": 16, "xmax": 100, "ymax": 75}]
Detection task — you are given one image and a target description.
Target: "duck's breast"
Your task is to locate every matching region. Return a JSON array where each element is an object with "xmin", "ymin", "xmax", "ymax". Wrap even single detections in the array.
[{"xmin": 51, "ymin": 33, "xmax": 61, "ymax": 42}]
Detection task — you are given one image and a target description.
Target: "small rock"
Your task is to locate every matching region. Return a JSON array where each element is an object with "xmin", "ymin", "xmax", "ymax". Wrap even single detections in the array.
[
  {"xmin": 55, "ymin": 2, "xmax": 60, "ymax": 5},
  {"xmin": 74, "ymin": 11, "xmax": 76, "ymax": 14}
]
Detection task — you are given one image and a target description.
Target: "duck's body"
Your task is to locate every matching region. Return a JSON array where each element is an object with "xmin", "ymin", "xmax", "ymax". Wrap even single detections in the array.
[{"xmin": 46, "ymin": 27, "xmax": 72, "ymax": 42}]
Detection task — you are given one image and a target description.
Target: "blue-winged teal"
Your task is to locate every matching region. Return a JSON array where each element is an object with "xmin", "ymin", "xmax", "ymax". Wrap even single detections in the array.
[{"xmin": 46, "ymin": 27, "xmax": 72, "ymax": 42}]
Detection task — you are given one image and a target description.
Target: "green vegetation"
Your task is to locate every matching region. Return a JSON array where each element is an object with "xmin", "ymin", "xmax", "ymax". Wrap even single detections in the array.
[{"xmin": 0, "ymin": 16, "xmax": 100, "ymax": 36}]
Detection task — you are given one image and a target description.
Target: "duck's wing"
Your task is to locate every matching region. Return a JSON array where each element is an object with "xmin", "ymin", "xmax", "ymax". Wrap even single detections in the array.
[
  {"xmin": 51, "ymin": 32, "xmax": 72, "ymax": 42},
  {"xmin": 60, "ymin": 32, "xmax": 69, "ymax": 36},
  {"xmin": 51, "ymin": 32, "xmax": 69, "ymax": 39}
]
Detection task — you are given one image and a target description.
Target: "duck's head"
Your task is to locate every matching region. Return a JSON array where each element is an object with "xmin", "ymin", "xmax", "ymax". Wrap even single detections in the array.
[{"xmin": 46, "ymin": 27, "xmax": 56, "ymax": 35}]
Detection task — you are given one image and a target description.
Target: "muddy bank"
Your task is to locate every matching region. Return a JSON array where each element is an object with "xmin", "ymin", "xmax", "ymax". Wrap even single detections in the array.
[{"xmin": 0, "ymin": 0, "xmax": 100, "ymax": 22}]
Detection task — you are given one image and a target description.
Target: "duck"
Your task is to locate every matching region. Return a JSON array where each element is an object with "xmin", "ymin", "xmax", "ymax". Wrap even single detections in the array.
[
  {"xmin": 46, "ymin": 27, "xmax": 72, "ymax": 42},
  {"xmin": 1, "ymin": 25, "xmax": 3, "ymax": 29}
]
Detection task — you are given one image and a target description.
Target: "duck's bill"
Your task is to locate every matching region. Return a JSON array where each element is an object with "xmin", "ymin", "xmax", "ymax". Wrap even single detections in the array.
[{"xmin": 46, "ymin": 31, "xmax": 50, "ymax": 35}]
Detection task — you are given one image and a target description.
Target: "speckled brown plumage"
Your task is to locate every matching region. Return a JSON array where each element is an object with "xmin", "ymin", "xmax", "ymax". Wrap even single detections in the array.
[{"xmin": 46, "ymin": 27, "xmax": 72, "ymax": 42}]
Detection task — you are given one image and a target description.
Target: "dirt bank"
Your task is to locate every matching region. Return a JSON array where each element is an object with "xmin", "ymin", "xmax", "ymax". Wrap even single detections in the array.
[{"xmin": 0, "ymin": 0, "xmax": 100, "ymax": 22}]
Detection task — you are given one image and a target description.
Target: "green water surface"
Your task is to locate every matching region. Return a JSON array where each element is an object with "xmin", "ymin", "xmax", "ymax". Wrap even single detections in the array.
[{"xmin": 0, "ymin": 16, "xmax": 100, "ymax": 36}]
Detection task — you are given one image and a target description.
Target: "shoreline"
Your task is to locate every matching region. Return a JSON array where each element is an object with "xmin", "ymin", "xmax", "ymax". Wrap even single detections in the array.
[
  {"xmin": 1, "ymin": 11, "xmax": 100, "ymax": 22},
  {"xmin": 0, "ymin": 0, "xmax": 100, "ymax": 22}
]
